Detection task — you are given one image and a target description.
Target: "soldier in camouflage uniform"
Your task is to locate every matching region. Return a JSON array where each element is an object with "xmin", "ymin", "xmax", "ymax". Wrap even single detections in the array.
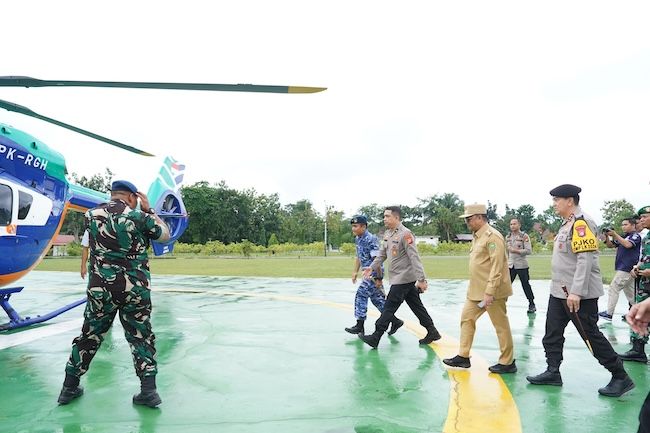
[
  {"xmin": 345, "ymin": 215, "xmax": 402, "ymax": 335},
  {"xmin": 58, "ymin": 180, "xmax": 170, "ymax": 407},
  {"xmin": 619, "ymin": 205, "xmax": 650, "ymax": 363}
]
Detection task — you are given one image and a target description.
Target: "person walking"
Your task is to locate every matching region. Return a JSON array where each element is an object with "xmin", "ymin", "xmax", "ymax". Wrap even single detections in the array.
[
  {"xmin": 506, "ymin": 218, "xmax": 536, "ymax": 313},
  {"xmin": 443, "ymin": 204, "xmax": 516, "ymax": 374}
]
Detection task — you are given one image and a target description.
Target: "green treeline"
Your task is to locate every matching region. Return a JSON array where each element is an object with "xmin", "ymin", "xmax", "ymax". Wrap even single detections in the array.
[{"xmin": 61, "ymin": 173, "xmax": 639, "ymax": 251}]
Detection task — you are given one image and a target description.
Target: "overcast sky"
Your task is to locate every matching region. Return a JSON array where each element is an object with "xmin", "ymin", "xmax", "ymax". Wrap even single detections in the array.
[{"xmin": 2, "ymin": 1, "xmax": 650, "ymax": 223}]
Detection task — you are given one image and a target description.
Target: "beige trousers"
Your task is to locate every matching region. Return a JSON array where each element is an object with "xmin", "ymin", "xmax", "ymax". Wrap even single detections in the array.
[
  {"xmin": 606, "ymin": 270, "xmax": 635, "ymax": 315},
  {"xmin": 459, "ymin": 297, "xmax": 514, "ymax": 365}
]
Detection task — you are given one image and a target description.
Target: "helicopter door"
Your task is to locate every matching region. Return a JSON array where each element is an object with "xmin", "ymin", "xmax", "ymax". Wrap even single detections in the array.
[{"xmin": 0, "ymin": 183, "xmax": 15, "ymax": 236}]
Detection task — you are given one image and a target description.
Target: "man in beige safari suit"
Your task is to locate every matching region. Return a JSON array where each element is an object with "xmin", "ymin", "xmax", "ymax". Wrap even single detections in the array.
[{"xmin": 443, "ymin": 204, "xmax": 516, "ymax": 374}]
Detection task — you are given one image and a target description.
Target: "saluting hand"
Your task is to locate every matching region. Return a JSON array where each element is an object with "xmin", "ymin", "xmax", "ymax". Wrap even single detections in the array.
[{"xmin": 136, "ymin": 191, "xmax": 151, "ymax": 212}]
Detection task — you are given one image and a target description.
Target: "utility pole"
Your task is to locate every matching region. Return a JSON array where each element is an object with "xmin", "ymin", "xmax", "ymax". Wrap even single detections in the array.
[{"xmin": 324, "ymin": 202, "xmax": 328, "ymax": 257}]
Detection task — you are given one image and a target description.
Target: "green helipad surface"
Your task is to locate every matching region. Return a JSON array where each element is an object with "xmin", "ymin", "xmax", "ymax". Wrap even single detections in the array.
[{"xmin": 0, "ymin": 272, "xmax": 647, "ymax": 432}]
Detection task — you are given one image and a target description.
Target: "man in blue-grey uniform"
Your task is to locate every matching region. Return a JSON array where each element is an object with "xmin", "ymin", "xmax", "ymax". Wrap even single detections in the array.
[
  {"xmin": 526, "ymin": 184, "xmax": 634, "ymax": 397},
  {"xmin": 345, "ymin": 215, "xmax": 402, "ymax": 335}
]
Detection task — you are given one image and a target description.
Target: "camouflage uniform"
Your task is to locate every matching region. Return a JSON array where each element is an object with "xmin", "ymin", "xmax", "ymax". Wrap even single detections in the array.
[
  {"xmin": 632, "ymin": 232, "xmax": 650, "ymax": 344},
  {"xmin": 65, "ymin": 199, "xmax": 164, "ymax": 379},
  {"xmin": 354, "ymin": 230, "xmax": 385, "ymax": 320}
]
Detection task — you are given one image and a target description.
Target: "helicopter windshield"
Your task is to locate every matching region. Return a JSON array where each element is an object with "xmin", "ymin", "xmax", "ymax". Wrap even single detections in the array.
[
  {"xmin": 17, "ymin": 191, "xmax": 33, "ymax": 220},
  {"xmin": 0, "ymin": 184, "xmax": 12, "ymax": 226}
]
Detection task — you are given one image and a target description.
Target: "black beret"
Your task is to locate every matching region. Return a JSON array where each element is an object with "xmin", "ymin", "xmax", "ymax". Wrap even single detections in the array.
[
  {"xmin": 549, "ymin": 184, "xmax": 581, "ymax": 198},
  {"xmin": 350, "ymin": 215, "xmax": 368, "ymax": 225}
]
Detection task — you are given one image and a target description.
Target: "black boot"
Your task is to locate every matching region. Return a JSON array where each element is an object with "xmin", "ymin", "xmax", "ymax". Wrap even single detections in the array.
[
  {"xmin": 619, "ymin": 340, "xmax": 647, "ymax": 363},
  {"xmin": 489, "ymin": 360, "xmax": 517, "ymax": 374},
  {"xmin": 526, "ymin": 366, "xmax": 562, "ymax": 386},
  {"xmin": 598, "ymin": 373, "xmax": 635, "ymax": 397},
  {"xmin": 57, "ymin": 374, "xmax": 83, "ymax": 405},
  {"xmin": 133, "ymin": 376, "xmax": 162, "ymax": 408},
  {"xmin": 419, "ymin": 326, "xmax": 441, "ymax": 344},
  {"xmin": 345, "ymin": 319, "xmax": 365, "ymax": 334},
  {"xmin": 527, "ymin": 301, "xmax": 536, "ymax": 314},
  {"xmin": 388, "ymin": 318, "xmax": 404, "ymax": 335},
  {"xmin": 358, "ymin": 332, "xmax": 382, "ymax": 349}
]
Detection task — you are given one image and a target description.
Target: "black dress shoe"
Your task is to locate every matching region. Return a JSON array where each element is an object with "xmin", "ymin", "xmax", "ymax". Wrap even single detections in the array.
[
  {"xmin": 419, "ymin": 326, "xmax": 441, "ymax": 344},
  {"xmin": 57, "ymin": 385, "xmax": 84, "ymax": 405},
  {"xmin": 527, "ymin": 302, "xmax": 536, "ymax": 314},
  {"xmin": 489, "ymin": 360, "xmax": 517, "ymax": 374},
  {"xmin": 358, "ymin": 333, "xmax": 381, "ymax": 349},
  {"xmin": 133, "ymin": 390, "xmax": 162, "ymax": 407},
  {"xmin": 443, "ymin": 355, "xmax": 471, "ymax": 368},
  {"xmin": 388, "ymin": 319, "xmax": 404, "ymax": 335},
  {"xmin": 598, "ymin": 375, "xmax": 635, "ymax": 397},
  {"xmin": 345, "ymin": 320, "xmax": 364, "ymax": 334},
  {"xmin": 526, "ymin": 369, "xmax": 562, "ymax": 386}
]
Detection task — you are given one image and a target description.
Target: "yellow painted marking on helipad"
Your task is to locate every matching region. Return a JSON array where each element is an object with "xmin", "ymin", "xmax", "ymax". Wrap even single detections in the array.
[{"xmin": 159, "ymin": 287, "xmax": 522, "ymax": 433}]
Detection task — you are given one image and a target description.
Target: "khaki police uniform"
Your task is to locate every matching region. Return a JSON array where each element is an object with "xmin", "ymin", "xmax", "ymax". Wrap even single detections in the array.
[
  {"xmin": 459, "ymin": 224, "xmax": 514, "ymax": 364},
  {"xmin": 542, "ymin": 207, "xmax": 624, "ymax": 374},
  {"xmin": 506, "ymin": 231, "xmax": 535, "ymax": 304},
  {"xmin": 369, "ymin": 223, "xmax": 436, "ymax": 335}
]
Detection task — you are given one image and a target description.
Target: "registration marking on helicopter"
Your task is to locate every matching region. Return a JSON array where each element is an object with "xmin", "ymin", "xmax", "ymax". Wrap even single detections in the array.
[
  {"xmin": 0, "ymin": 318, "xmax": 82, "ymax": 350},
  {"xmin": 0, "ymin": 144, "xmax": 49, "ymax": 170}
]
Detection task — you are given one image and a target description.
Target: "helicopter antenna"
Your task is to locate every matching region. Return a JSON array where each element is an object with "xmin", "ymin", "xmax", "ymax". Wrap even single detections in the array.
[
  {"xmin": 0, "ymin": 76, "xmax": 327, "ymax": 94},
  {"xmin": 0, "ymin": 99, "xmax": 154, "ymax": 156}
]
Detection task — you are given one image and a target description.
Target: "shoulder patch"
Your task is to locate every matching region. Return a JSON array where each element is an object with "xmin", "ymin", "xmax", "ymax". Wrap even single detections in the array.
[
  {"xmin": 404, "ymin": 233, "xmax": 414, "ymax": 245},
  {"xmin": 523, "ymin": 234, "xmax": 529, "ymax": 241},
  {"xmin": 571, "ymin": 218, "xmax": 598, "ymax": 253},
  {"xmin": 488, "ymin": 242, "xmax": 496, "ymax": 250}
]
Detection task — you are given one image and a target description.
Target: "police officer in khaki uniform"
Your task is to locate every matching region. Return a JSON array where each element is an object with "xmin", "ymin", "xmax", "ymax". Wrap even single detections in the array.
[
  {"xmin": 526, "ymin": 184, "xmax": 635, "ymax": 397},
  {"xmin": 506, "ymin": 218, "xmax": 536, "ymax": 313},
  {"xmin": 443, "ymin": 204, "xmax": 516, "ymax": 373},
  {"xmin": 358, "ymin": 206, "xmax": 441, "ymax": 348}
]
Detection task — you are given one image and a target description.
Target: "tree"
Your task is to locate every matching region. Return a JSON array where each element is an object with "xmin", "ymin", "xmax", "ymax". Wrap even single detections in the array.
[
  {"xmin": 418, "ymin": 193, "xmax": 465, "ymax": 241},
  {"xmin": 280, "ymin": 199, "xmax": 323, "ymax": 244},
  {"xmin": 60, "ymin": 168, "xmax": 113, "ymax": 239},
  {"xmin": 601, "ymin": 199, "xmax": 636, "ymax": 229},
  {"xmin": 356, "ymin": 203, "xmax": 384, "ymax": 234}
]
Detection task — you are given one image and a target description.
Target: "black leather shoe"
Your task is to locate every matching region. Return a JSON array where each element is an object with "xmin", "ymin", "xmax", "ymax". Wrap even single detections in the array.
[
  {"xmin": 57, "ymin": 386, "xmax": 84, "ymax": 405},
  {"xmin": 489, "ymin": 360, "xmax": 517, "ymax": 374},
  {"xmin": 598, "ymin": 375, "xmax": 634, "ymax": 397},
  {"xmin": 527, "ymin": 302, "xmax": 536, "ymax": 314},
  {"xmin": 526, "ymin": 369, "xmax": 562, "ymax": 386},
  {"xmin": 419, "ymin": 326, "xmax": 441, "ymax": 344},
  {"xmin": 443, "ymin": 355, "xmax": 471, "ymax": 368},
  {"xmin": 388, "ymin": 319, "xmax": 404, "ymax": 336},
  {"xmin": 133, "ymin": 390, "xmax": 162, "ymax": 408},
  {"xmin": 358, "ymin": 333, "xmax": 381, "ymax": 349}
]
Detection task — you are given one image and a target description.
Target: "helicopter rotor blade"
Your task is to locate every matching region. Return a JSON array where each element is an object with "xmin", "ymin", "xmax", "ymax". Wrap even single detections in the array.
[
  {"xmin": 0, "ymin": 76, "xmax": 327, "ymax": 94},
  {"xmin": 0, "ymin": 99, "xmax": 154, "ymax": 157}
]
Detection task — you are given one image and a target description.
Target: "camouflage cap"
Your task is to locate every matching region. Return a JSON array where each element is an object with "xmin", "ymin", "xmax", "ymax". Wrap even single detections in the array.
[{"xmin": 637, "ymin": 205, "xmax": 650, "ymax": 216}]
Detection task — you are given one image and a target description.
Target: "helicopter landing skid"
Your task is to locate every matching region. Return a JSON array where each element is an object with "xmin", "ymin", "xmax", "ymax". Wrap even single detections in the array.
[{"xmin": 0, "ymin": 287, "xmax": 86, "ymax": 331}]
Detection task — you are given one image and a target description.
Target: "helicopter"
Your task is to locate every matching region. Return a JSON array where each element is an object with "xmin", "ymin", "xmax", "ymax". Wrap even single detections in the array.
[{"xmin": 0, "ymin": 76, "xmax": 326, "ymax": 331}]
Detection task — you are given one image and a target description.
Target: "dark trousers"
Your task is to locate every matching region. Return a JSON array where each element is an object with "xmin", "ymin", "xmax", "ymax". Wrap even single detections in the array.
[
  {"xmin": 509, "ymin": 267, "xmax": 534, "ymax": 302},
  {"xmin": 640, "ymin": 391, "xmax": 650, "ymax": 433},
  {"xmin": 542, "ymin": 295, "xmax": 623, "ymax": 373},
  {"xmin": 375, "ymin": 282, "xmax": 434, "ymax": 334}
]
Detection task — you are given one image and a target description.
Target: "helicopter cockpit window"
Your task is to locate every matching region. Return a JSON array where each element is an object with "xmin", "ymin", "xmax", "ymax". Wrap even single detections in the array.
[
  {"xmin": 0, "ymin": 184, "xmax": 12, "ymax": 226},
  {"xmin": 18, "ymin": 191, "xmax": 33, "ymax": 220}
]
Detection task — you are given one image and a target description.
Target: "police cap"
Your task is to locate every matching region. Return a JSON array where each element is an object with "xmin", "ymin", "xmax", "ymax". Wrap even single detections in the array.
[
  {"xmin": 350, "ymin": 215, "xmax": 368, "ymax": 225},
  {"xmin": 549, "ymin": 184, "xmax": 581, "ymax": 198},
  {"xmin": 637, "ymin": 205, "xmax": 650, "ymax": 216},
  {"xmin": 110, "ymin": 180, "xmax": 138, "ymax": 194}
]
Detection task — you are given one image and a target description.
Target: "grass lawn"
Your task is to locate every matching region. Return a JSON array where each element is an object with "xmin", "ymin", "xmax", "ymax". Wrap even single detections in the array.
[{"xmin": 36, "ymin": 254, "xmax": 617, "ymax": 282}]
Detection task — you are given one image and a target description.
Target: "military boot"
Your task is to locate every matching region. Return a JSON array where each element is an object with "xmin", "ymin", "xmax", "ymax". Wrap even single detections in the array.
[
  {"xmin": 345, "ymin": 319, "xmax": 364, "ymax": 334},
  {"xmin": 57, "ymin": 374, "xmax": 83, "ymax": 405},
  {"xmin": 358, "ymin": 332, "xmax": 382, "ymax": 349},
  {"xmin": 526, "ymin": 366, "xmax": 562, "ymax": 386},
  {"xmin": 419, "ymin": 326, "xmax": 441, "ymax": 344},
  {"xmin": 388, "ymin": 318, "xmax": 404, "ymax": 335},
  {"xmin": 598, "ymin": 373, "xmax": 635, "ymax": 397},
  {"xmin": 133, "ymin": 376, "xmax": 162, "ymax": 408},
  {"xmin": 619, "ymin": 340, "xmax": 647, "ymax": 363}
]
